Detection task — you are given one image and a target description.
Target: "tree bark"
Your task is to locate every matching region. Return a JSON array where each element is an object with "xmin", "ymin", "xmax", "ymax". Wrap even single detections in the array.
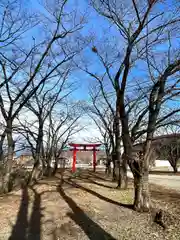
[
  {"xmin": 133, "ymin": 170, "xmax": 150, "ymax": 211},
  {"xmin": 43, "ymin": 150, "xmax": 52, "ymax": 176},
  {"xmin": 121, "ymin": 153, "xmax": 128, "ymax": 189},
  {"xmin": 115, "ymin": 141, "xmax": 128, "ymax": 189},
  {"xmin": 116, "ymin": 159, "xmax": 121, "ymax": 187},
  {"xmin": 133, "ymin": 172, "xmax": 143, "ymax": 211},
  {"xmin": 105, "ymin": 157, "xmax": 111, "ymax": 175},
  {"xmin": 105, "ymin": 146, "xmax": 111, "ymax": 175},
  {"xmin": 29, "ymin": 161, "xmax": 41, "ymax": 184},
  {"xmin": 44, "ymin": 161, "xmax": 52, "ymax": 176},
  {"xmin": 0, "ymin": 130, "xmax": 6, "ymax": 162},
  {"xmin": 169, "ymin": 156, "xmax": 178, "ymax": 173},
  {"xmin": 172, "ymin": 164, "xmax": 178, "ymax": 173},
  {"xmin": 132, "ymin": 143, "xmax": 151, "ymax": 211},
  {"xmin": 114, "ymin": 109, "xmax": 124, "ymax": 188},
  {"xmin": 52, "ymin": 158, "xmax": 59, "ymax": 176},
  {"xmin": 2, "ymin": 121, "xmax": 15, "ymax": 193},
  {"xmin": 111, "ymin": 153, "xmax": 117, "ymax": 181},
  {"xmin": 29, "ymin": 121, "xmax": 43, "ymax": 183},
  {"xmin": 142, "ymin": 170, "xmax": 150, "ymax": 211}
]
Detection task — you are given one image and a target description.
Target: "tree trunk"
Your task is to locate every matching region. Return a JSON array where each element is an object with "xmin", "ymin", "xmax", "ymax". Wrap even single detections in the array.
[
  {"xmin": 43, "ymin": 161, "xmax": 52, "ymax": 176},
  {"xmin": 120, "ymin": 153, "xmax": 128, "ymax": 189},
  {"xmin": 114, "ymin": 110, "xmax": 122, "ymax": 188},
  {"xmin": 29, "ymin": 122, "xmax": 43, "ymax": 183},
  {"xmin": 123, "ymin": 166, "xmax": 128, "ymax": 189},
  {"xmin": 52, "ymin": 158, "xmax": 59, "ymax": 176},
  {"xmin": 0, "ymin": 130, "xmax": 6, "ymax": 162},
  {"xmin": 116, "ymin": 152, "xmax": 124, "ymax": 189},
  {"xmin": 133, "ymin": 170, "xmax": 150, "ymax": 211},
  {"xmin": 117, "ymin": 161, "xmax": 128, "ymax": 189},
  {"xmin": 29, "ymin": 161, "xmax": 41, "ymax": 184},
  {"xmin": 43, "ymin": 151, "xmax": 52, "ymax": 176},
  {"xmin": 121, "ymin": 166, "xmax": 128, "ymax": 189},
  {"xmin": 105, "ymin": 158, "xmax": 111, "ymax": 175},
  {"xmin": 133, "ymin": 146, "xmax": 150, "ymax": 211},
  {"xmin": 172, "ymin": 164, "xmax": 178, "ymax": 173},
  {"xmin": 52, "ymin": 162, "xmax": 57, "ymax": 175},
  {"xmin": 116, "ymin": 159, "xmax": 121, "ymax": 188},
  {"xmin": 133, "ymin": 173, "xmax": 143, "ymax": 211},
  {"xmin": 169, "ymin": 157, "xmax": 178, "ymax": 173},
  {"xmin": 105, "ymin": 147, "xmax": 111, "ymax": 175},
  {"xmin": 111, "ymin": 153, "xmax": 116, "ymax": 181},
  {"xmin": 112, "ymin": 164, "xmax": 116, "ymax": 180},
  {"xmin": 41, "ymin": 145, "xmax": 47, "ymax": 176},
  {"xmin": 2, "ymin": 123, "xmax": 15, "ymax": 193},
  {"xmin": 142, "ymin": 170, "xmax": 150, "ymax": 211}
]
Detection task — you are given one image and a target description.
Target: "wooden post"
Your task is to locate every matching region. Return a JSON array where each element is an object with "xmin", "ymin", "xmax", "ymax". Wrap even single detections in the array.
[
  {"xmin": 72, "ymin": 148, "xmax": 76, "ymax": 172},
  {"xmin": 93, "ymin": 148, "xmax": 96, "ymax": 172}
]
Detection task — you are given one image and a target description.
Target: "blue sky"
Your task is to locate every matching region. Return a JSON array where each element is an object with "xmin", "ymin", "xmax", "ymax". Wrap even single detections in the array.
[
  {"xmin": 20, "ymin": 0, "xmax": 180, "ymax": 125},
  {"xmin": 22, "ymin": 0, "xmax": 113, "ymax": 102}
]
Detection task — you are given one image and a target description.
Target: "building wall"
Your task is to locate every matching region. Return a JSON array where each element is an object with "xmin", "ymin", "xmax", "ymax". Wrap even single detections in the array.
[
  {"xmin": 16, "ymin": 155, "xmax": 33, "ymax": 165},
  {"xmin": 61, "ymin": 150, "xmax": 106, "ymax": 164},
  {"xmin": 154, "ymin": 160, "xmax": 171, "ymax": 167}
]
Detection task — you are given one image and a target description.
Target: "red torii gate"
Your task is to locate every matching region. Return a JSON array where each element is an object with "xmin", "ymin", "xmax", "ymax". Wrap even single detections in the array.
[{"xmin": 69, "ymin": 143, "xmax": 101, "ymax": 172}]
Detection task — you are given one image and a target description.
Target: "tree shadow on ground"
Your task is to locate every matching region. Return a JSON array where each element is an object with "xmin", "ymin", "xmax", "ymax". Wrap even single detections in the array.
[
  {"xmin": 9, "ymin": 186, "xmax": 41, "ymax": 240},
  {"xmin": 9, "ymin": 186, "xmax": 29, "ymax": 240},
  {"xmin": 76, "ymin": 175, "xmax": 116, "ymax": 189},
  {"xmin": 57, "ymin": 184, "xmax": 116, "ymax": 240},
  {"xmin": 65, "ymin": 178, "xmax": 133, "ymax": 209},
  {"xmin": 151, "ymin": 185, "xmax": 180, "ymax": 206},
  {"xmin": 27, "ymin": 187, "xmax": 41, "ymax": 240},
  {"xmin": 86, "ymin": 171, "xmax": 112, "ymax": 182},
  {"xmin": 149, "ymin": 171, "xmax": 180, "ymax": 176}
]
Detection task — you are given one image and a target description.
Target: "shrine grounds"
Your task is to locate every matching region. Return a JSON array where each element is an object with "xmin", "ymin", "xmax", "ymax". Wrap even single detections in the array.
[{"xmin": 0, "ymin": 169, "xmax": 180, "ymax": 240}]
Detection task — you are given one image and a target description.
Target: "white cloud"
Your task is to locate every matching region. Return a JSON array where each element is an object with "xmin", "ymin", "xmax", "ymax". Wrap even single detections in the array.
[{"xmin": 71, "ymin": 116, "xmax": 103, "ymax": 143}]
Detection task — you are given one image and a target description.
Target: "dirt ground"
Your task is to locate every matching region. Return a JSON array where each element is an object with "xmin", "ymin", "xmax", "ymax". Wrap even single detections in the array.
[{"xmin": 0, "ymin": 170, "xmax": 180, "ymax": 240}]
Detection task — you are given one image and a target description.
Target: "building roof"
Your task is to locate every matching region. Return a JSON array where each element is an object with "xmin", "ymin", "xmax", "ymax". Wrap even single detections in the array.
[
  {"xmin": 154, "ymin": 133, "xmax": 180, "ymax": 140},
  {"xmin": 134, "ymin": 133, "xmax": 180, "ymax": 149},
  {"xmin": 20, "ymin": 152, "xmax": 32, "ymax": 156}
]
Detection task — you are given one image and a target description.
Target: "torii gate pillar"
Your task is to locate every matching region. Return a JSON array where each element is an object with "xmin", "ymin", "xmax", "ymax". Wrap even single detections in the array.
[
  {"xmin": 93, "ymin": 148, "xmax": 96, "ymax": 172},
  {"xmin": 72, "ymin": 148, "xmax": 76, "ymax": 173}
]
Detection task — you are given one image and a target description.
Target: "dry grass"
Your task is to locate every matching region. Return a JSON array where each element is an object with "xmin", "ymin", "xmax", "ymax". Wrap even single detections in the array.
[{"xmin": 0, "ymin": 170, "xmax": 180, "ymax": 240}]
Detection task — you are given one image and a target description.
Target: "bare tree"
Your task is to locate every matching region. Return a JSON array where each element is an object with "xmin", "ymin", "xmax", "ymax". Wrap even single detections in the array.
[
  {"xmin": 156, "ymin": 126, "xmax": 180, "ymax": 173},
  {"xmin": 87, "ymin": 104, "xmax": 113, "ymax": 174},
  {"xmin": 87, "ymin": 86, "xmax": 118, "ymax": 178},
  {"xmin": 48, "ymin": 110, "xmax": 84, "ymax": 176},
  {"xmin": 0, "ymin": 0, "xmax": 36, "ymax": 50},
  {"xmin": 17, "ymin": 98, "xmax": 84, "ymax": 180},
  {"xmin": 88, "ymin": 0, "xmax": 180, "ymax": 211},
  {"xmin": 0, "ymin": 0, "xmax": 84, "ymax": 192},
  {"xmin": 160, "ymin": 138, "xmax": 180, "ymax": 173},
  {"xmin": 22, "ymin": 73, "xmax": 72, "ymax": 181}
]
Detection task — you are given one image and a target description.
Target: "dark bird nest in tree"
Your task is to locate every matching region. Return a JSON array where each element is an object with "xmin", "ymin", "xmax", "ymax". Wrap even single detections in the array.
[{"xmin": 92, "ymin": 46, "xmax": 98, "ymax": 53}]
